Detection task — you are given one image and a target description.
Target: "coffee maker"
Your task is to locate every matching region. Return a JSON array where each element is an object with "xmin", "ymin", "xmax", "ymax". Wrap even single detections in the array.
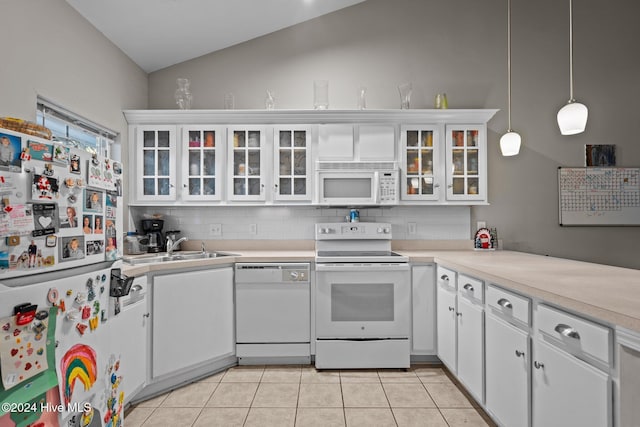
[{"xmin": 141, "ymin": 219, "xmax": 164, "ymax": 253}]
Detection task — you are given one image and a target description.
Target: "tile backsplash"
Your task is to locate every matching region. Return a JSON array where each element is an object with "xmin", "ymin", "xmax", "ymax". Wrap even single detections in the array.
[{"xmin": 129, "ymin": 205, "xmax": 471, "ymax": 241}]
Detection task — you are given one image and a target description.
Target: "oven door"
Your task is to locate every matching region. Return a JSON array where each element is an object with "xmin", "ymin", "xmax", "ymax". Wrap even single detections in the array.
[{"xmin": 315, "ymin": 263, "xmax": 410, "ymax": 339}]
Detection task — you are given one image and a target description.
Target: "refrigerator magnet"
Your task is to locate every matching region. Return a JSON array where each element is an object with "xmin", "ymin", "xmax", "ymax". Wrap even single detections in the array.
[{"xmin": 45, "ymin": 235, "xmax": 56, "ymax": 247}]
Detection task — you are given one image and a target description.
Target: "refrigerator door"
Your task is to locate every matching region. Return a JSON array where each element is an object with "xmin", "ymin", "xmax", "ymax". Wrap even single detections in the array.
[
  {"xmin": 0, "ymin": 263, "xmax": 126, "ymax": 426},
  {"xmin": 0, "ymin": 127, "xmax": 123, "ymax": 280}
]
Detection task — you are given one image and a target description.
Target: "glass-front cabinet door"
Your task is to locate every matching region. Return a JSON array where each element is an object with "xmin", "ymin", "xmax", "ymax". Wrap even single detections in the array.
[
  {"xmin": 400, "ymin": 125, "xmax": 440, "ymax": 201},
  {"xmin": 445, "ymin": 125, "xmax": 486, "ymax": 201},
  {"xmin": 180, "ymin": 126, "xmax": 224, "ymax": 201},
  {"xmin": 135, "ymin": 125, "xmax": 176, "ymax": 201},
  {"xmin": 227, "ymin": 126, "xmax": 266, "ymax": 201},
  {"xmin": 273, "ymin": 126, "xmax": 312, "ymax": 201}
]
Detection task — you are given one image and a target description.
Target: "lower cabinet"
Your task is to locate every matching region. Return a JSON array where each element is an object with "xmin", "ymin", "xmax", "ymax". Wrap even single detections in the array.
[
  {"xmin": 436, "ymin": 267, "xmax": 457, "ymax": 372},
  {"xmin": 457, "ymin": 296, "xmax": 484, "ymax": 403},
  {"xmin": 485, "ymin": 284, "xmax": 531, "ymax": 427},
  {"xmin": 485, "ymin": 313, "xmax": 530, "ymax": 427},
  {"xmin": 411, "ymin": 265, "xmax": 436, "ymax": 355},
  {"xmin": 455, "ymin": 274, "xmax": 484, "ymax": 404},
  {"xmin": 532, "ymin": 340, "xmax": 610, "ymax": 427},
  {"xmin": 152, "ymin": 267, "xmax": 234, "ymax": 378},
  {"xmin": 532, "ymin": 305, "xmax": 612, "ymax": 427},
  {"xmin": 617, "ymin": 327, "xmax": 640, "ymax": 427},
  {"xmin": 109, "ymin": 275, "xmax": 149, "ymax": 404},
  {"xmin": 436, "ymin": 268, "xmax": 484, "ymax": 403}
]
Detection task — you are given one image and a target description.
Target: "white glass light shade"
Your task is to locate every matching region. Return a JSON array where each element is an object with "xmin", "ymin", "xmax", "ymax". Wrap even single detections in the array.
[
  {"xmin": 499, "ymin": 131, "xmax": 522, "ymax": 156},
  {"xmin": 557, "ymin": 101, "xmax": 588, "ymax": 135}
]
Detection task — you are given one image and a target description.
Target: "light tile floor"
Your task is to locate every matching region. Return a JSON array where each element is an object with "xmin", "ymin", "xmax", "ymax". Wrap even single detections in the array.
[{"xmin": 125, "ymin": 365, "xmax": 496, "ymax": 427}]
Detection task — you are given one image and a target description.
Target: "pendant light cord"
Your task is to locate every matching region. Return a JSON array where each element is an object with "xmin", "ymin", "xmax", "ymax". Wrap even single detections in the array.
[
  {"xmin": 506, "ymin": 0, "xmax": 513, "ymax": 131},
  {"xmin": 568, "ymin": 0, "xmax": 575, "ymax": 102}
]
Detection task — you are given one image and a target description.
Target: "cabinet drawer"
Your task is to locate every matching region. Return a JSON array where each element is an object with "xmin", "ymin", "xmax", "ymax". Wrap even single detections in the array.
[
  {"xmin": 436, "ymin": 266, "xmax": 456, "ymax": 291},
  {"xmin": 487, "ymin": 284, "xmax": 530, "ymax": 326},
  {"xmin": 536, "ymin": 304, "xmax": 611, "ymax": 366},
  {"xmin": 458, "ymin": 274, "xmax": 484, "ymax": 303}
]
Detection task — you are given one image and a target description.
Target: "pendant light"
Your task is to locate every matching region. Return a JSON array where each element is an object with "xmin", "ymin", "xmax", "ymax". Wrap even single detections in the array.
[
  {"xmin": 500, "ymin": 0, "xmax": 521, "ymax": 157},
  {"xmin": 557, "ymin": 0, "xmax": 588, "ymax": 135}
]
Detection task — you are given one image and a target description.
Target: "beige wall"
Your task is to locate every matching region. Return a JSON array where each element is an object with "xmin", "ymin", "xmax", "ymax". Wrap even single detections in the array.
[
  {"xmin": 148, "ymin": 0, "xmax": 640, "ymax": 269},
  {"xmin": 1, "ymin": 0, "xmax": 148, "ymax": 220}
]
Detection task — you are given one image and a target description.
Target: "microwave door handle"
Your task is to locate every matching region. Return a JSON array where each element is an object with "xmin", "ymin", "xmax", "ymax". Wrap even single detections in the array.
[{"xmin": 373, "ymin": 171, "xmax": 380, "ymax": 204}]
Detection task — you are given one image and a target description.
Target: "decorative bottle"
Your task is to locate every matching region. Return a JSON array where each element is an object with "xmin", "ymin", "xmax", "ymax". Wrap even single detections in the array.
[{"xmin": 175, "ymin": 78, "xmax": 193, "ymax": 110}]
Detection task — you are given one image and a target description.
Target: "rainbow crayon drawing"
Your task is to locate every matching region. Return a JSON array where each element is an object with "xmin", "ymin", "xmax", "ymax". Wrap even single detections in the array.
[{"xmin": 60, "ymin": 343, "xmax": 97, "ymax": 405}]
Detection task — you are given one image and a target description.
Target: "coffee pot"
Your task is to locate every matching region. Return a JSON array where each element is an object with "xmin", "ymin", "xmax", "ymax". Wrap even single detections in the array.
[{"xmin": 141, "ymin": 219, "xmax": 164, "ymax": 253}]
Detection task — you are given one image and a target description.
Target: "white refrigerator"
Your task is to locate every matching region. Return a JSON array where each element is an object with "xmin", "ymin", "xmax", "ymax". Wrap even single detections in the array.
[{"xmin": 0, "ymin": 126, "xmax": 130, "ymax": 427}]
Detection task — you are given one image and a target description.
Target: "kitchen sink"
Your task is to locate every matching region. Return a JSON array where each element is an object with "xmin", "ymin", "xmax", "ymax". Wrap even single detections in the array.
[{"xmin": 123, "ymin": 251, "xmax": 239, "ymax": 265}]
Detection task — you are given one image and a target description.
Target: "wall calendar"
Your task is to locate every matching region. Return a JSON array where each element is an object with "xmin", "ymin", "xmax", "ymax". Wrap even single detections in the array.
[{"xmin": 558, "ymin": 167, "xmax": 640, "ymax": 226}]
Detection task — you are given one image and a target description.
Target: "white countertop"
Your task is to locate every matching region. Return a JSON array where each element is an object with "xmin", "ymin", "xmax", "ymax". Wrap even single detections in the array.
[{"xmin": 122, "ymin": 248, "xmax": 640, "ymax": 333}]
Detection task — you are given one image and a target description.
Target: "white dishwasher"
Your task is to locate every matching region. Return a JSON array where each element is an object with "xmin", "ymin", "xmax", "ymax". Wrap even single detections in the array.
[{"xmin": 235, "ymin": 263, "xmax": 311, "ymax": 365}]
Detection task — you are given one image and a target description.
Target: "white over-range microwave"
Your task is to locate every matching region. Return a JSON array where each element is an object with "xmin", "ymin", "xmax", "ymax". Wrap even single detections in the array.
[{"xmin": 315, "ymin": 161, "xmax": 399, "ymax": 205}]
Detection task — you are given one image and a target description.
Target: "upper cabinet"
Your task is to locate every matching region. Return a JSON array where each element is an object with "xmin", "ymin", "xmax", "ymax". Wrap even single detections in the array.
[
  {"xmin": 401, "ymin": 125, "xmax": 440, "ymax": 201},
  {"xmin": 124, "ymin": 109, "xmax": 497, "ymax": 206},
  {"xmin": 273, "ymin": 126, "xmax": 312, "ymax": 201},
  {"xmin": 445, "ymin": 125, "xmax": 487, "ymax": 201},
  {"xmin": 227, "ymin": 126, "xmax": 267, "ymax": 201},
  {"xmin": 133, "ymin": 125, "xmax": 177, "ymax": 201},
  {"xmin": 181, "ymin": 126, "xmax": 224, "ymax": 201}
]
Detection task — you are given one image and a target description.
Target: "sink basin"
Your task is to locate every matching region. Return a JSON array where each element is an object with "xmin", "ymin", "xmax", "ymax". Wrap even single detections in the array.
[{"xmin": 123, "ymin": 251, "xmax": 238, "ymax": 265}]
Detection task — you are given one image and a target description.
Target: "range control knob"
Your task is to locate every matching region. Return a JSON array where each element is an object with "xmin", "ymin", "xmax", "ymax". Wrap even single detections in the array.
[
  {"xmin": 377, "ymin": 227, "xmax": 384, "ymax": 233},
  {"xmin": 384, "ymin": 227, "xmax": 390, "ymax": 233}
]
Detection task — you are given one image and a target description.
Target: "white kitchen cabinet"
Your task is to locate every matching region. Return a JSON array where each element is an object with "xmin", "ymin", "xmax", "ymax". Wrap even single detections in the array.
[
  {"xmin": 109, "ymin": 275, "xmax": 149, "ymax": 403},
  {"xmin": 152, "ymin": 267, "xmax": 234, "ymax": 379},
  {"xmin": 457, "ymin": 296, "xmax": 484, "ymax": 403},
  {"xmin": 317, "ymin": 124, "xmax": 354, "ymax": 160},
  {"xmin": 532, "ymin": 339, "xmax": 610, "ymax": 427},
  {"xmin": 485, "ymin": 284, "xmax": 531, "ymax": 427},
  {"xmin": 485, "ymin": 313, "xmax": 530, "ymax": 427},
  {"xmin": 436, "ymin": 267, "xmax": 485, "ymax": 404},
  {"xmin": 445, "ymin": 124, "xmax": 487, "ymax": 201},
  {"xmin": 455, "ymin": 274, "xmax": 484, "ymax": 403},
  {"xmin": 436, "ymin": 266, "xmax": 457, "ymax": 372},
  {"xmin": 227, "ymin": 126, "xmax": 267, "ymax": 201},
  {"xmin": 411, "ymin": 265, "xmax": 436, "ymax": 355},
  {"xmin": 132, "ymin": 125, "xmax": 177, "ymax": 201},
  {"xmin": 616, "ymin": 327, "xmax": 640, "ymax": 427},
  {"xmin": 272, "ymin": 125, "xmax": 312, "ymax": 201},
  {"xmin": 532, "ymin": 304, "xmax": 612, "ymax": 427},
  {"xmin": 180, "ymin": 126, "xmax": 225, "ymax": 201},
  {"xmin": 400, "ymin": 125, "xmax": 441, "ymax": 201},
  {"xmin": 358, "ymin": 124, "xmax": 396, "ymax": 161}
]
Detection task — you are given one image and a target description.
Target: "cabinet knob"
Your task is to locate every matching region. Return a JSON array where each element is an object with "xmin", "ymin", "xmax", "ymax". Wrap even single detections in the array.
[
  {"xmin": 534, "ymin": 361, "xmax": 544, "ymax": 370},
  {"xmin": 456, "ymin": 312, "xmax": 462, "ymax": 317},
  {"xmin": 440, "ymin": 274, "xmax": 449, "ymax": 282},
  {"xmin": 448, "ymin": 306, "xmax": 455, "ymax": 312},
  {"xmin": 463, "ymin": 283, "xmax": 474, "ymax": 292},
  {"xmin": 143, "ymin": 313, "xmax": 150, "ymax": 318},
  {"xmin": 515, "ymin": 350, "xmax": 525, "ymax": 358}
]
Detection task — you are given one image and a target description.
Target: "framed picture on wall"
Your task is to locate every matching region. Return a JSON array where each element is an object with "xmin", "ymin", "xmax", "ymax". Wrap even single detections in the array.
[{"xmin": 585, "ymin": 144, "xmax": 616, "ymax": 166}]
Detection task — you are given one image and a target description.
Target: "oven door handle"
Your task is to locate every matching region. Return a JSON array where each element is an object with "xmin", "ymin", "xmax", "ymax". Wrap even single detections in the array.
[{"xmin": 316, "ymin": 263, "xmax": 410, "ymax": 272}]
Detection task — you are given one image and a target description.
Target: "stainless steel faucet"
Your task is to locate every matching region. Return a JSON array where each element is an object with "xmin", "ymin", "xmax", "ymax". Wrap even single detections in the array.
[{"xmin": 166, "ymin": 236, "xmax": 188, "ymax": 256}]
